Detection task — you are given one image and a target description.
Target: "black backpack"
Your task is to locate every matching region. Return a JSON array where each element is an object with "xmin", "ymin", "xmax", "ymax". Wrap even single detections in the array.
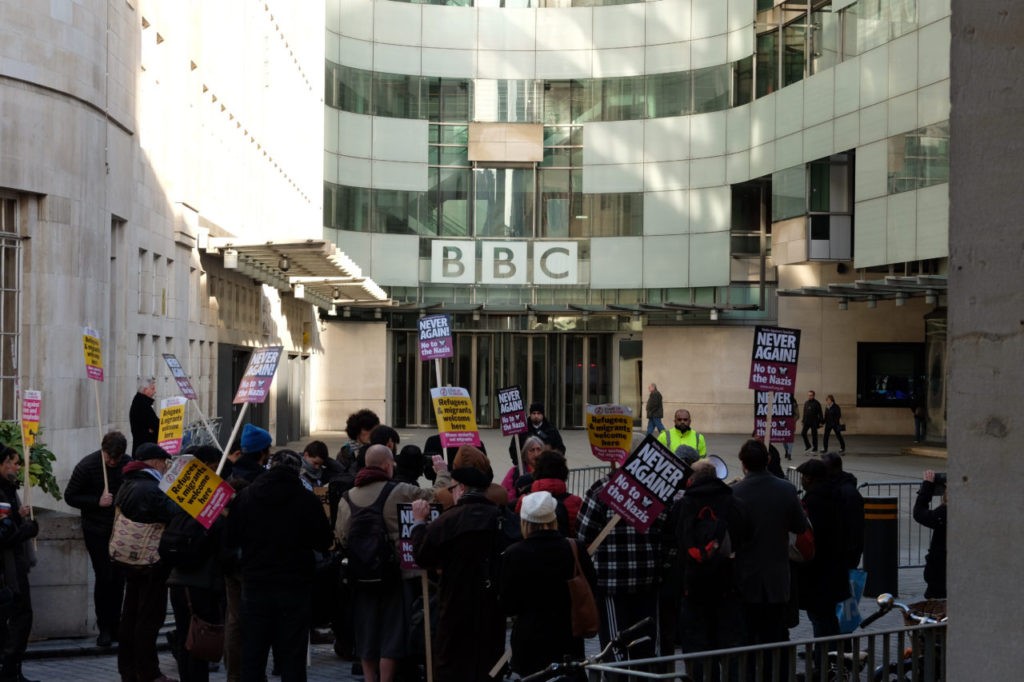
[
  {"xmin": 680, "ymin": 499, "xmax": 734, "ymax": 599},
  {"xmin": 158, "ymin": 512, "xmax": 212, "ymax": 570},
  {"xmin": 342, "ymin": 481, "xmax": 399, "ymax": 583}
]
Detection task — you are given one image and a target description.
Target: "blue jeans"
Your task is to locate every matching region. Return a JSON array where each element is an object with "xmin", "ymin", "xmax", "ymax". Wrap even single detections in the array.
[{"xmin": 647, "ymin": 417, "xmax": 665, "ymax": 435}]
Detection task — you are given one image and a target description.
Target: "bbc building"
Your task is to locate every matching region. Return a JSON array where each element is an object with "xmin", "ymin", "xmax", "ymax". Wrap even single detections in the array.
[{"xmin": 322, "ymin": 0, "xmax": 950, "ymax": 440}]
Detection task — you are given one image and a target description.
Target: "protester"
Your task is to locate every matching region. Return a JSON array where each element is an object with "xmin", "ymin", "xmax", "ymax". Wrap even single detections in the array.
[
  {"xmin": 821, "ymin": 452, "xmax": 864, "ymax": 569},
  {"xmin": 63, "ymin": 430, "xmax": 129, "ymax": 648},
  {"xmin": 225, "ymin": 450, "xmax": 333, "ymax": 682},
  {"xmin": 229, "ymin": 423, "xmax": 272, "ymax": 482},
  {"xmin": 336, "ymin": 409, "xmax": 381, "ymax": 482},
  {"xmin": 508, "ymin": 403, "xmax": 565, "ymax": 467},
  {"xmin": 128, "ymin": 377, "xmax": 159, "ymax": 455},
  {"xmin": 500, "ymin": 491, "xmax": 597, "ymax": 677},
  {"xmin": 913, "ymin": 470, "xmax": 947, "ymax": 598},
  {"xmin": 515, "ymin": 450, "xmax": 582, "ymax": 536},
  {"xmin": 500, "ymin": 436, "xmax": 543, "ymax": 505},
  {"xmin": 114, "ymin": 443, "xmax": 178, "ymax": 682},
  {"xmin": 392, "ymin": 445, "xmax": 427, "ymax": 485},
  {"xmin": 657, "ymin": 409, "xmax": 707, "ymax": 457},
  {"xmin": 411, "ymin": 466, "xmax": 512, "ymax": 682},
  {"xmin": 299, "ymin": 440, "xmax": 331, "ymax": 489},
  {"xmin": 0, "ymin": 446, "xmax": 39, "ymax": 682},
  {"xmin": 433, "ymin": 446, "xmax": 507, "ymax": 509}
]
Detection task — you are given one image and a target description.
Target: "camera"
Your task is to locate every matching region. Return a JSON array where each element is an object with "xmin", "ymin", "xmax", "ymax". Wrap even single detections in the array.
[{"xmin": 932, "ymin": 472, "xmax": 947, "ymax": 495}]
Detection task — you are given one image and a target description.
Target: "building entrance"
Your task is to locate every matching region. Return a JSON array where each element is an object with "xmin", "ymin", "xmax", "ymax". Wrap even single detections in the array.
[{"xmin": 392, "ymin": 331, "xmax": 615, "ymax": 430}]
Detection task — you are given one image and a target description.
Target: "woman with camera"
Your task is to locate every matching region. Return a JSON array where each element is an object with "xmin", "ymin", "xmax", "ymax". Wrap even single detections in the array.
[{"xmin": 913, "ymin": 470, "xmax": 947, "ymax": 598}]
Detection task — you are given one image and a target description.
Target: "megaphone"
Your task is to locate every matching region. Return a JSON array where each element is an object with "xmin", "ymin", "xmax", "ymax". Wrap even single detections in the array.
[{"xmin": 706, "ymin": 454, "xmax": 729, "ymax": 480}]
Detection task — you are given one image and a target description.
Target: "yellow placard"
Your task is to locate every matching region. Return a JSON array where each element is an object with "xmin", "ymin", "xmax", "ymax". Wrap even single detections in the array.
[
  {"xmin": 82, "ymin": 327, "xmax": 104, "ymax": 380},
  {"xmin": 586, "ymin": 405, "xmax": 634, "ymax": 464},
  {"xmin": 163, "ymin": 458, "xmax": 234, "ymax": 528},
  {"xmin": 429, "ymin": 387, "xmax": 482, "ymax": 448},
  {"xmin": 158, "ymin": 399, "xmax": 187, "ymax": 455}
]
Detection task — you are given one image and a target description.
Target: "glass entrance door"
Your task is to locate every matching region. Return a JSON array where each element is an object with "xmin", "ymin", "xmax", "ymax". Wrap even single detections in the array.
[{"xmin": 559, "ymin": 335, "xmax": 611, "ymax": 428}]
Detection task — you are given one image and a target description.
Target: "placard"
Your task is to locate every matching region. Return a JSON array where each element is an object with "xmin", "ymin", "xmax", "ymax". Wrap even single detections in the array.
[
  {"xmin": 585, "ymin": 404, "xmax": 634, "ymax": 464},
  {"xmin": 753, "ymin": 390, "xmax": 796, "ymax": 443},
  {"xmin": 163, "ymin": 353, "xmax": 198, "ymax": 401},
  {"xmin": 233, "ymin": 346, "xmax": 283, "ymax": 404},
  {"xmin": 158, "ymin": 396, "xmax": 188, "ymax": 455},
  {"xmin": 160, "ymin": 455, "xmax": 235, "ymax": 529},
  {"xmin": 430, "ymin": 387, "xmax": 481, "ymax": 448},
  {"xmin": 21, "ymin": 390, "xmax": 41, "ymax": 448},
  {"xmin": 82, "ymin": 327, "xmax": 104, "ymax": 381},
  {"xmin": 418, "ymin": 314, "xmax": 454, "ymax": 361},
  {"xmin": 497, "ymin": 385, "xmax": 528, "ymax": 436},
  {"xmin": 597, "ymin": 435, "xmax": 688, "ymax": 533},
  {"xmin": 749, "ymin": 325, "xmax": 801, "ymax": 393},
  {"xmin": 397, "ymin": 502, "xmax": 443, "ymax": 570}
]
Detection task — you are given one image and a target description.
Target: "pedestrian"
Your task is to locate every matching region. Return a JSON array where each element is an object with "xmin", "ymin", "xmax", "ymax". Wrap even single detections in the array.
[
  {"xmin": 646, "ymin": 383, "xmax": 665, "ymax": 436},
  {"xmin": 410, "ymin": 466, "xmax": 513, "ymax": 682},
  {"xmin": 800, "ymin": 391, "xmax": 823, "ymax": 453},
  {"xmin": 0, "ymin": 446, "xmax": 39, "ymax": 682},
  {"xmin": 913, "ymin": 470, "xmax": 946, "ymax": 598},
  {"xmin": 225, "ymin": 450, "xmax": 333, "ymax": 682},
  {"xmin": 657, "ymin": 409, "xmax": 708, "ymax": 457},
  {"xmin": 500, "ymin": 491, "xmax": 598, "ymax": 678},
  {"xmin": 731, "ymin": 439, "xmax": 808, "ymax": 681},
  {"xmin": 114, "ymin": 443, "xmax": 179, "ymax": 682},
  {"xmin": 821, "ymin": 452, "xmax": 864, "ymax": 570},
  {"xmin": 63, "ymin": 430, "xmax": 129, "ymax": 648},
  {"xmin": 128, "ymin": 377, "xmax": 160, "ymax": 456},
  {"xmin": 910, "ymin": 391, "xmax": 927, "ymax": 443},
  {"xmin": 821, "ymin": 394, "xmax": 846, "ymax": 453}
]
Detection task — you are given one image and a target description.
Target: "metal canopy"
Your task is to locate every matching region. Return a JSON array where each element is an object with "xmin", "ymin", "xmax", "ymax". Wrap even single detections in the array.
[
  {"xmin": 206, "ymin": 238, "xmax": 389, "ymax": 310},
  {"xmin": 778, "ymin": 274, "xmax": 947, "ymax": 307}
]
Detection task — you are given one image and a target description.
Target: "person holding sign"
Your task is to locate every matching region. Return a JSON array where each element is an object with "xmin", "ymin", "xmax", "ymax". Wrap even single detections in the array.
[
  {"xmin": 129, "ymin": 377, "xmax": 160, "ymax": 456},
  {"xmin": 500, "ymin": 436, "xmax": 544, "ymax": 505},
  {"xmin": 657, "ymin": 409, "xmax": 707, "ymax": 458},
  {"xmin": 64, "ymin": 431, "xmax": 130, "ymax": 648},
  {"xmin": 508, "ymin": 403, "xmax": 565, "ymax": 466},
  {"xmin": 0, "ymin": 446, "xmax": 39, "ymax": 682},
  {"xmin": 335, "ymin": 445, "xmax": 450, "ymax": 682}
]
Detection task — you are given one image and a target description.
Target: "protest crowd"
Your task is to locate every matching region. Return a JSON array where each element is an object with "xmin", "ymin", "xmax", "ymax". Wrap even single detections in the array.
[{"xmin": 34, "ymin": 379, "xmax": 933, "ymax": 682}]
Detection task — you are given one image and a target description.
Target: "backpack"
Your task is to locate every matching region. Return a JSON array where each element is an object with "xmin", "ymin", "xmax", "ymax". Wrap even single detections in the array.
[
  {"xmin": 158, "ymin": 512, "xmax": 211, "ymax": 570},
  {"xmin": 342, "ymin": 481, "xmax": 399, "ymax": 583},
  {"xmin": 553, "ymin": 491, "xmax": 571, "ymax": 538},
  {"xmin": 680, "ymin": 498, "xmax": 734, "ymax": 599}
]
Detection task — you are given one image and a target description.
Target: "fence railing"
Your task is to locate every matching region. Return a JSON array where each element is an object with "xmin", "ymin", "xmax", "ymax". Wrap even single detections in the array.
[
  {"xmin": 567, "ymin": 465, "xmax": 612, "ymax": 498},
  {"xmin": 585, "ymin": 622, "xmax": 946, "ymax": 681}
]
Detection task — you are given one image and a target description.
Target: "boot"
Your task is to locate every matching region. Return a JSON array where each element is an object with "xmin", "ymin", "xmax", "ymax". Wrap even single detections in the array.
[{"xmin": 0, "ymin": 662, "xmax": 38, "ymax": 682}]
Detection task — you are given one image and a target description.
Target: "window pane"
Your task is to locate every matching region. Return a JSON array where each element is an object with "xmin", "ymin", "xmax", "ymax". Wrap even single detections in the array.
[
  {"xmin": 647, "ymin": 71, "xmax": 692, "ymax": 118},
  {"xmin": 474, "ymin": 167, "xmax": 535, "ymax": 237},
  {"xmin": 772, "ymin": 165, "xmax": 806, "ymax": 221},
  {"xmin": 782, "ymin": 22, "xmax": 805, "ymax": 87},
  {"xmin": 693, "ymin": 64, "xmax": 730, "ymax": 113},
  {"xmin": 756, "ymin": 31, "xmax": 778, "ymax": 98}
]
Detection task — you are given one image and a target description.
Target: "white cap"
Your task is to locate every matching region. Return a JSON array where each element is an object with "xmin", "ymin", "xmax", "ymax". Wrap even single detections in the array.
[{"xmin": 520, "ymin": 491, "xmax": 557, "ymax": 524}]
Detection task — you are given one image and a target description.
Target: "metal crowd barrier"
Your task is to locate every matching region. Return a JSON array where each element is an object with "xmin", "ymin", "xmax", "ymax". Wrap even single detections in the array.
[
  {"xmin": 585, "ymin": 622, "xmax": 946, "ymax": 681},
  {"xmin": 567, "ymin": 465, "xmax": 612, "ymax": 498}
]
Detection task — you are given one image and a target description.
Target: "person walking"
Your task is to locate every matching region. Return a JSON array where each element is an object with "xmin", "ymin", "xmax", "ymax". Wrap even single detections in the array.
[
  {"xmin": 821, "ymin": 394, "xmax": 846, "ymax": 453},
  {"xmin": 646, "ymin": 383, "xmax": 665, "ymax": 436},
  {"xmin": 800, "ymin": 391, "xmax": 823, "ymax": 453}
]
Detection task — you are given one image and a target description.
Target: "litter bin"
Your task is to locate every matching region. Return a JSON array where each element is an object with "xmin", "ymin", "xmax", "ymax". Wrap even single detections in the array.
[{"xmin": 862, "ymin": 497, "xmax": 899, "ymax": 597}]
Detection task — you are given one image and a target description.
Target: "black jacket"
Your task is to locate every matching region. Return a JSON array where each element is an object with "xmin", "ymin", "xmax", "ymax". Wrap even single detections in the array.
[
  {"xmin": 824, "ymin": 403, "xmax": 843, "ymax": 429},
  {"xmin": 115, "ymin": 461, "xmax": 179, "ymax": 525},
  {"xmin": 129, "ymin": 392, "xmax": 160, "ymax": 455},
  {"xmin": 833, "ymin": 471, "xmax": 864, "ymax": 569},
  {"xmin": 64, "ymin": 450, "xmax": 129, "ymax": 536},
  {"xmin": 802, "ymin": 398, "xmax": 823, "ymax": 428},
  {"xmin": 913, "ymin": 480, "xmax": 946, "ymax": 597},
  {"xmin": 508, "ymin": 418, "xmax": 566, "ymax": 465},
  {"xmin": 225, "ymin": 465, "xmax": 333, "ymax": 587},
  {"xmin": 797, "ymin": 478, "xmax": 851, "ymax": 610},
  {"xmin": 0, "ymin": 476, "xmax": 38, "ymax": 576}
]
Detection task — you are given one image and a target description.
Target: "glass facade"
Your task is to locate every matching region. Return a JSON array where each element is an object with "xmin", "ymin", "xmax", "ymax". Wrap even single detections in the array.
[{"xmin": 887, "ymin": 122, "xmax": 950, "ymax": 194}]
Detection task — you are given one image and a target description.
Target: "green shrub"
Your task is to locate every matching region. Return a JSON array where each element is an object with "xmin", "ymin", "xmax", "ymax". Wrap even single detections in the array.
[{"xmin": 0, "ymin": 421, "xmax": 61, "ymax": 502}]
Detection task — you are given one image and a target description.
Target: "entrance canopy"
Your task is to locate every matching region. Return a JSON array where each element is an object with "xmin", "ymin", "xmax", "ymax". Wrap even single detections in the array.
[
  {"xmin": 778, "ymin": 274, "xmax": 947, "ymax": 309},
  {"xmin": 206, "ymin": 238, "xmax": 389, "ymax": 310}
]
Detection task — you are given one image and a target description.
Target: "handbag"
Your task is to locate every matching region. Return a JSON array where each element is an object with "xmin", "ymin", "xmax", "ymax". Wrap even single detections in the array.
[
  {"xmin": 839, "ymin": 423, "xmax": 847, "ymax": 432},
  {"xmin": 108, "ymin": 507, "xmax": 165, "ymax": 567},
  {"xmin": 185, "ymin": 588, "xmax": 225, "ymax": 662},
  {"xmin": 566, "ymin": 540, "xmax": 599, "ymax": 638}
]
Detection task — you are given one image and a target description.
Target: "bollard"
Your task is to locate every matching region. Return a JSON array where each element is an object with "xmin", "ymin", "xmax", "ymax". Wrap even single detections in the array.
[{"xmin": 862, "ymin": 497, "xmax": 899, "ymax": 597}]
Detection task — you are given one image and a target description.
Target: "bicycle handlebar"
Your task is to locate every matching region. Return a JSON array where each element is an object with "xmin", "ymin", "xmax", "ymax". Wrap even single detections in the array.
[
  {"xmin": 518, "ymin": 617, "xmax": 655, "ymax": 682},
  {"xmin": 859, "ymin": 593, "xmax": 946, "ymax": 628}
]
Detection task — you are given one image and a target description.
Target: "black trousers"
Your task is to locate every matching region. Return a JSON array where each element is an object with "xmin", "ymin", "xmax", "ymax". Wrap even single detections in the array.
[
  {"xmin": 0, "ymin": 569, "xmax": 32, "ymax": 674},
  {"xmin": 801, "ymin": 423, "xmax": 819, "ymax": 450},
  {"xmin": 240, "ymin": 583, "xmax": 312, "ymax": 682},
  {"xmin": 118, "ymin": 564, "xmax": 171, "ymax": 682},
  {"xmin": 170, "ymin": 584, "xmax": 224, "ymax": 682},
  {"xmin": 83, "ymin": 528, "xmax": 125, "ymax": 634},
  {"xmin": 822, "ymin": 425, "xmax": 845, "ymax": 452}
]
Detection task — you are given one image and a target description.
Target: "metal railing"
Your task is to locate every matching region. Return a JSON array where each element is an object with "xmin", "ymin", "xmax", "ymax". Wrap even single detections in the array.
[
  {"xmin": 585, "ymin": 622, "xmax": 946, "ymax": 681},
  {"xmin": 567, "ymin": 465, "xmax": 612, "ymax": 498}
]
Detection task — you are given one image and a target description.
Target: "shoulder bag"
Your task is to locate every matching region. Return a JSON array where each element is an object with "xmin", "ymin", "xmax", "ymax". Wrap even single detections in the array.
[
  {"xmin": 108, "ymin": 507, "xmax": 165, "ymax": 567},
  {"xmin": 566, "ymin": 539, "xmax": 600, "ymax": 638},
  {"xmin": 185, "ymin": 588, "xmax": 225, "ymax": 662}
]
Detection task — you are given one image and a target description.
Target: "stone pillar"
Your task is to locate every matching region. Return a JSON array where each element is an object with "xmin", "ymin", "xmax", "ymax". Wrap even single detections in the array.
[
  {"xmin": 948, "ymin": 1, "xmax": 1024, "ymax": 678},
  {"xmin": 30, "ymin": 509, "xmax": 91, "ymax": 639}
]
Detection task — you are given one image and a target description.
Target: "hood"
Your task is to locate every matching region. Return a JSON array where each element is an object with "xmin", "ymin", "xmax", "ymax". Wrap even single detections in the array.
[
  {"xmin": 684, "ymin": 476, "xmax": 732, "ymax": 500},
  {"xmin": 245, "ymin": 465, "xmax": 303, "ymax": 506},
  {"xmin": 531, "ymin": 477, "xmax": 567, "ymax": 496},
  {"xmin": 123, "ymin": 460, "xmax": 158, "ymax": 476}
]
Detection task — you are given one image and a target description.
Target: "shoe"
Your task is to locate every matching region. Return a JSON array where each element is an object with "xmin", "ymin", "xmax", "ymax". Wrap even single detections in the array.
[
  {"xmin": 812, "ymin": 448, "xmax": 818, "ymax": 453},
  {"xmin": 804, "ymin": 448, "xmax": 811, "ymax": 453},
  {"xmin": 351, "ymin": 662, "xmax": 364, "ymax": 676},
  {"xmin": 785, "ymin": 454, "xmax": 792, "ymax": 460},
  {"xmin": 96, "ymin": 630, "xmax": 113, "ymax": 648}
]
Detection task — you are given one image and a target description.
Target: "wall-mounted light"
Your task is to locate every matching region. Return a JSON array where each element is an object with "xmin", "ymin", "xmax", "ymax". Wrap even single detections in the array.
[
  {"xmin": 329, "ymin": 304, "xmax": 337, "ymax": 316},
  {"xmin": 342, "ymin": 306, "xmax": 351, "ymax": 318},
  {"xmin": 332, "ymin": 287, "xmax": 341, "ymax": 300},
  {"xmin": 374, "ymin": 308, "xmax": 382, "ymax": 320},
  {"xmin": 223, "ymin": 248, "xmax": 238, "ymax": 269},
  {"xmin": 925, "ymin": 290, "xmax": 938, "ymax": 305},
  {"xmin": 709, "ymin": 308, "xmax": 719, "ymax": 321},
  {"xmin": 895, "ymin": 293, "xmax": 907, "ymax": 307},
  {"xmin": 866, "ymin": 296, "xmax": 877, "ymax": 309},
  {"xmin": 293, "ymin": 283, "xmax": 305, "ymax": 300},
  {"xmin": 472, "ymin": 310, "xmax": 481, "ymax": 321},
  {"xmin": 837, "ymin": 298, "xmax": 848, "ymax": 311},
  {"xmin": 675, "ymin": 311, "xmax": 684, "ymax": 322},
  {"xmin": 278, "ymin": 255, "xmax": 290, "ymax": 272}
]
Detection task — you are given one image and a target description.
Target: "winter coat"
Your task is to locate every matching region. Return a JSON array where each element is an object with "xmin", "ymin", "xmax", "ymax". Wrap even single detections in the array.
[
  {"xmin": 500, "ymin": 531, "xmax": 597, "ymax": 676},
  {"xmin": 913, "ymin": 480, "xmax": 946, "ymax": 597},
  {"xmin": 411, "ymin": 492, "xmax": 512, "ymax": 682},
  {"xmin": 797, "ymin": 478, "xmax": 851, "ymax": 610},
  {"xmin": 64, "ymin": 450, "xmax": 128, "ymax": 536},
  {"xmin": 508, "ymin": 419, "xmax": 566, "ymax": 461},
  {"xmin": 802, "ymin": 398, "xmax": 823, "ymax": 428},
  {"xmin": 115, "ymin": 461, "xmax": 178, "ymax": 526},
  {"xmin": 129, "ymin": 392, "xmax": 160, "ymax": 455},
  {"xmin": 224, "ymin": 465, "xmax": 333, "ymax": 587},
  {"xmin": 824, "ymin": 402, "xmax": 843, "ymax": 429},
  {"xmin": 0, "ymin": 476, "xmax": 38, "ymax": 576},
  {"xmin": 647, "ymin": 389, "xmax": 664, "ymax": 419},
  {"xmin": 515, "ymin": 478, "xmax": 583, "ymax": 537},
  {"xmin": 833, "ymin": 471, "xmax": 865, "ymax": 569}
]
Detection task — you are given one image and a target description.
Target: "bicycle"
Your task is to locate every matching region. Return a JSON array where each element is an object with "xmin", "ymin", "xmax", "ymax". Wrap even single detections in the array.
[
  {"xmin": 858, "ymin": 593, "xmax": 946, "ymax": 681},
  {"xmin": 518, "ymin": 617, "xmax": 677, "ymax": 682},
  {"xmin": 181, "ymin": 416, "xmax": 223, "ymax": 449}
]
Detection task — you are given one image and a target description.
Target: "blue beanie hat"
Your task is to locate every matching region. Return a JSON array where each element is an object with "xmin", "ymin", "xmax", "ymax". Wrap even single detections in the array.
[{"xmin": 240, "ymin": 423, "xmax": 272, "ymax": 454}]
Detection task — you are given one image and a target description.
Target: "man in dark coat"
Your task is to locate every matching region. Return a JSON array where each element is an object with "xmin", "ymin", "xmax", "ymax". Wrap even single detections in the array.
[
  {"xmin": 128, "ymin": 377, "xmax": 160, "ymax": 456},
  {"xmin": 0, "ymin": 446, "xmax": 39, "ymax": 682},
  {"xmin": 732, "ymin": 440, "xmax": 807, "ymax": 680},
  {"xmin": 114, "ymin": 443, "xmax": 179, "ymax": 682},
  {"xmin": 508, "ymin": 402, "xmax": 565, "ymax": 467},
  {"xmin": 225, "ymin": 451, "xmax": 333, "ymax": 682},
  {"xmin": 800, "ymin": 390, "xmax": 823, "ymax": 453},
  {"xmin": 822, "ymin": 452, "xmax": 864, "ymax": 569},
  {"xmin": 64, "ymin": 430, "xmax": 129, "ymax": 647},
  {"xmin": 913, "ymin": 470, "xmax": 947, "ymax": 598},
  {"xmin": 646, "ymin": 383, "xmax": 665, "ymax": 435},
  {"xmin": 411, "ymin": 466, "xmax": 512, "ymax": 682}
]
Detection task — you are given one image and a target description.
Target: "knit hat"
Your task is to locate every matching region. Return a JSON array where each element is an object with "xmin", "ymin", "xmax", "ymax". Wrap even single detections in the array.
[
  {"xmin": 269, "ymin": 450, "xmax": 301, "ymax": 472},
  {"xmin": 520, "ymin": 491, "xmax": 557, "ymax": 524},
  {"xmin": 451, "ymin": 466, "xmax": 492, "ymax": 489},
  {"xmin": 240, "ymin": 423, "xmax": 272, "ymax": 454},
  {"xmin": 135, "ymin": 443, "xmax": 171, "ymax": 461},
  {"xmin": 529, "ymin": 403, "xmax": 544, "ymax": 414},
  {"xmin": 796, "ymin": 458, "xmax": 828, "ymax": 479}
]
